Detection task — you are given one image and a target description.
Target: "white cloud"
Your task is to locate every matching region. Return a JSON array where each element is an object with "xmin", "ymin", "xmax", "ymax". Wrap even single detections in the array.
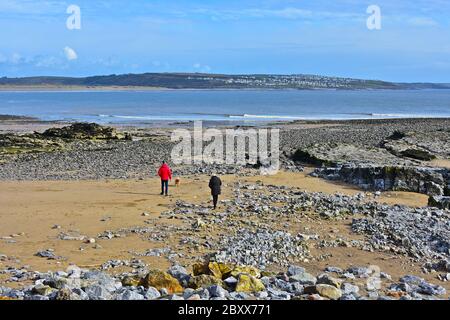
[
  {"xmin": 408, "ymin": 17, "xmax": 438, "ymax": 27},
  {"xmin": 64, "ymin": 46, "xmax": 78, "ymax": 61},
  {"xmin": 11, "ymin": 53, "xmax": 22, "ymax": 64},
  {"xmin": 192, "ymin": 7, "xmax": 361, "ymax": 21},
  {"xmin": 0, "ymin": 0, "xmax": 63, "ymax": 15},
  {"xmin": 34, "ymin": 56, "xmax": 61, "ymax": 68},
  {"xmin": 193, "ymin": 63, "xmax": 211, "ymax": 73}
]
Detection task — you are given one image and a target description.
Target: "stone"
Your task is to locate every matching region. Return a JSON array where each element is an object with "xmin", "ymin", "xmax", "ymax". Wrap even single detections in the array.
[
  {"xmin": 316, "ymin": 284, "xmax": 342, "ymax": 300},
  {"xmin": 35, "ymin": 249, "xmax": 57, "ymax": 259},
  {"xmin": 55, "ymin": 288, "xmax": 80, "ymax": 300},
  {"xmin": 317, "ymin": 274, "xmax": 342, "ymax": 288},
  {"xmin": 145, "ymin": 287, "xmax": 161, "ymax": 300},
  {"xmin": 366, "ymin": 276, "xmax": 382, "ymax": 291},
  {"xmin": 72, "ymin": 288, "xmax": 89, "ymax": 300},
  {"xmin": 340, "ymin": 294, "xmax": 357, "ymax": 300},
  {"xmin": 235, "ymin": 274, "xmax": 265, "ymax": 293},
  {"xmin": 66, "ymin": 265, "xmax": 81, "ymax": 278},
  {"xmin": 310, "ymin": 284, "xmax": 342, "ymax": 300},
  {"xmin": 346, "ymin": 266, "xmax": 371, "ymax": 278},
  {"xmin": 168, "ymin": 265, "xmax": 191, "ymax": 287},
  {"xmin": 324, "ymin": 266, "xmax": 343, "ymax": 274},
  {"xmin": 25, "ymin": 295, "xmax": 50, "ymax": 300},
  {"xmin": 229, "ymin": 292, "xmax": 250, "ymax": 300},
  {"xmin": 195, "ymin": 288, "xmax": 210, "ymax": 300},
  {"xmin": 122, "ymin": 275, "xmax": 141, "ymax": 287},
  {"xmin": 187, "ymin": 294, "xmax": 201, "ymax": 300},
  {"xmin": 206, "ymin": 262, "xmax": 234, "ymax": 279},
  {"xmin": 230, "ymin": 266, "xmax": 261, "ymax": 279},
  {"xmin": 428, "ymin": 196, "xmax": 450, "ymax": 210},
  {"xmin": 83, "ymin": 271, "xmax": 121, "ymax": 292},
  {"xmin": 189, "ymin": 275, "xmax": 223, "ymax": 289},
  {"xmin": 208, "ymin": 285, "xmax": 228, "ymax": 298},
  {"xmin": 116, "ymin": 289, "xmax": 145, "ymax": 300},
  {"xmin": 32, "ymin": 284, "xmax": 53, "ymax": 296},
  {"xmin": 224, "ymin": 276, "xmax": 238, "ymax": 288},
  {"xmin": 289, "ymin": 272, "xmax": 317, "ymax": 285},
  {"xmin": 192, "ymin": 262, "xmax": 210, "ymax": 276},
  {"xmin": 140, "ymin": 270, "xmax": 183, "ymax": 294},
  {"xmin": 290, "ymin": 282, "xmax": 304, "ymax": 295},
  {"xmin": 341, "ymin": 283, "xmax": 360, "ymax": 295},
  {"xmin": 84, "ymin": 284, "xmax": 112, "ymax": 300},
  {"xmin": 43, "ymin": 276, "xmax": 68, "ymax": 289},
  {"xmin": 287, "ymin": 265, "xmax": 305, "ymax": 276}
]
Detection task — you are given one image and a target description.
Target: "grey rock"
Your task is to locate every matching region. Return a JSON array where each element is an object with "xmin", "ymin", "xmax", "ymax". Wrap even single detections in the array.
[
  {"xmin": 341, "ymin": 283, "xmax": 360, "ymax": 295},
  {"xmin": 84, "ymin": 285, "xmax": 112, "ymax": 300},
  {"xmin": 287, "ymin": 265, "xmax": 306, "ymax": 276},
  {"xmin": 289, "ymin": 272, "xmax": 317, "ymax": 285},
  {"xmin": 145, "ymin": 287, "xmax": 161, "ymax": 300},
  {"xmin": 208, "ymin": 285, "xmax": 228, "ymax": 298},
  {"xmin": 116, "ymin": 289, "xmax": 145, "ymax": 300}
]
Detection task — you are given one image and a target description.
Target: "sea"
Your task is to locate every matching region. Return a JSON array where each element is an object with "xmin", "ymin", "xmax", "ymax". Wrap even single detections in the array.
[{"xmin": 1, "ymin": 89, "xmax": 449, "ymax": 125}]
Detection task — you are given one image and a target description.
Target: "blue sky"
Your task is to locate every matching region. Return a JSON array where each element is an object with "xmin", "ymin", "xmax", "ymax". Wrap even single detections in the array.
[{"xmin": 0, "ymin": 0, "xmax": 449, "ymax": 82}]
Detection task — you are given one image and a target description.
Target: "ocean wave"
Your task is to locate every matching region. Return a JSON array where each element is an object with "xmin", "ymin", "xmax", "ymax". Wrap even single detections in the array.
[{"xmin": 228, "ymin": 114, "xmax": 304, "ymax": 119}]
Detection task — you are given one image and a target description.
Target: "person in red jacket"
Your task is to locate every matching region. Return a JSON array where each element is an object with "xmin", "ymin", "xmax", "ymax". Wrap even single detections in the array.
[{"xmin": 158, "ymin": 161, "xmax": 172, "ymax": 196}]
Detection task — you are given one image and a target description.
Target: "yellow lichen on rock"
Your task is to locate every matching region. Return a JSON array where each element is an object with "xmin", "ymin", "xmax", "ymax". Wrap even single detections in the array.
[
  {"xmin": 230, "ymin": 266, "xmax": 261, "ymax": 279},
  {"xmin": 122, "ymin": 275, "xmax": 142, "ymax": 287},
  {"xmin": 189, "ymin": 274, "xmax": 224, "ymax": 289},
  {"xmin": 140, "ymin": 270, "xmax": 183, "ymax": 294},
  {"xmin": 235, "ymin": 274, "xmax": 265, "ymax": 293}
]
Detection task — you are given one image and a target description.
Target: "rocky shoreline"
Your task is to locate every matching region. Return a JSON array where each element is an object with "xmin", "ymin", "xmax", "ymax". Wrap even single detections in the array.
[{"xmin": 0, "ymin": 262, "xmax": 447, "ymax": 300}]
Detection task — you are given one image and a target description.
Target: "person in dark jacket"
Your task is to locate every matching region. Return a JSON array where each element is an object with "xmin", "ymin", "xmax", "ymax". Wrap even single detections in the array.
[{"xmin": 208, "ymin": 174, "xmax": 222, "ymax": 210}]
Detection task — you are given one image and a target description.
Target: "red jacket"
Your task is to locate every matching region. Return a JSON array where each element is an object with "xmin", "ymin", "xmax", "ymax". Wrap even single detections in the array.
[{"xmin": 158, "ymin": 164, "xmax": 172, "ymax": 181}]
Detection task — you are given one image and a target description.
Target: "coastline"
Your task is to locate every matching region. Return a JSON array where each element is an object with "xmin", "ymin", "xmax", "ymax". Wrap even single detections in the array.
[{"xmin": 2, "ymin": 113, "xmax": 450, "ymax": 133}]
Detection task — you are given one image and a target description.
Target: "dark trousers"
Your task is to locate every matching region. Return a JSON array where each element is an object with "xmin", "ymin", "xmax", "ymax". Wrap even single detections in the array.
[
  {"xmin": 161, "ymin": 180, "xmax": 169, "ymax": 195},
  {"xmin": 212, "ymin": 195, "xmax": 219, "ymax": 209}
]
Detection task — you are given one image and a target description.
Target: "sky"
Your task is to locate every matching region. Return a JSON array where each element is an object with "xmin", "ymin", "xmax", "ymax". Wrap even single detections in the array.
[{"xmin": 0, "ymin": 0, "xmax": 449, "ymax": 82}]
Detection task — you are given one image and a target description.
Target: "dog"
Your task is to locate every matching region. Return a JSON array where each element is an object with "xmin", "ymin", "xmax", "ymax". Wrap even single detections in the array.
[{"xmin": 175, "ymin": 178, "xmax": 181, "ymax": 187}]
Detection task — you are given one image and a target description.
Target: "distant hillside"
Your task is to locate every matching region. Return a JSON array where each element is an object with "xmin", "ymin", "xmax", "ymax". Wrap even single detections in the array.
[{"xmin": 1, "ymin": 73, "xmax": 449, "ymax": 90}]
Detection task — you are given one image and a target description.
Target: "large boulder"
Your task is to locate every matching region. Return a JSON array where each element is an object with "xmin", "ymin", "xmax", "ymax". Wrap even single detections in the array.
[
  {"xmin": 192, "ymin": 262, "xmax": 234, "ymax": 279},
  {"xmin": 235, "ymin": 274, "xmax": 265, "ymax": 293},
  {"xmin": 139, "ymin": 270, "xmax": 183, "ymax": 294},
  {"xmin": 305, "ymin": 284, "xmax": 342, "ymax": 300}
]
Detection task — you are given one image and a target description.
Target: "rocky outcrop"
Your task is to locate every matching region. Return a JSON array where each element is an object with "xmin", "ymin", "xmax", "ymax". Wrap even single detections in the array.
[
  {"xmin": 382, "ymin": 130, "xmax": 450, "ymax": 160},
  {"xmin": 0, "ymin": 123, "xmax": 131, "ymax": 156},
  {"xmin": 41, "ymin": 123, "xmax": 131, "ymax": 140},
  {"xmin": 428, "ymin": 196, "xmax": 450, "ymax": 210},
  {"xmin": 292, "ymin": 143, "xmax": 418, "ymax": 167},
  {"xmin": 0, "ymin": 134, "xmax": 65, "ymax": 155},
  {"xmin": 313, "ymin": 165, "xmax": 450, "ymax": 196}
]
